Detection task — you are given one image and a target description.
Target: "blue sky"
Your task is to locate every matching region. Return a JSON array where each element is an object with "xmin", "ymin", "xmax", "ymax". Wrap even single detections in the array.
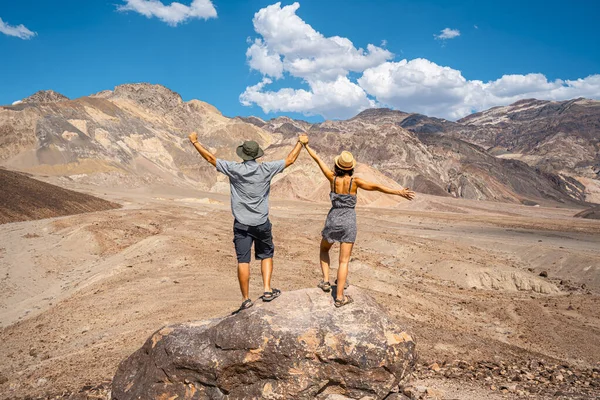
[{"xmin": 1, "ymin": 0, "xmax": 599, "ymax": 121}]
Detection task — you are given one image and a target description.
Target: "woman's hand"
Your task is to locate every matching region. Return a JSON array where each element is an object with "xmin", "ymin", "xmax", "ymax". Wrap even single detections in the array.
[
  {"xmin": 303, "ymin": 140, "xmax": 334, "ymax": 181},
  {"xmin": 397, "ymin": 188, "xmax": 416, "ymax": 200},
  {"xmin": 298, "ymin": 134, "xmax": 309, "ymax": 146},
  {"xmin": 189, "ymin": 132, "xmax": 199, "ymax": 143}
]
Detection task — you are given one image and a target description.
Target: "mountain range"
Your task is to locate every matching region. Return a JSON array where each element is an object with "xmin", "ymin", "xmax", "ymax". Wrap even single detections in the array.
[{"xmin": 1, "ymin": 83, "xmax": 598, "ymax": 207}]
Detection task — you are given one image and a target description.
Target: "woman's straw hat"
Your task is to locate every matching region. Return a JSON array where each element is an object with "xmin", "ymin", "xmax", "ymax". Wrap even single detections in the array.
[{"xmin": 334, "ymin": 151, "xmax": 356, "ymax": 170}]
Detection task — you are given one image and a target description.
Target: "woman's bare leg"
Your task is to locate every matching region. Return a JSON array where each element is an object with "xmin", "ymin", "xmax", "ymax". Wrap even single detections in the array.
[
  {"xmin": 336, "ymin": 242, "xmax": 354, "ymax": 300},
  {"xmin": 319, "ymin": 238, "xmax": 333, "ymax": 283}
]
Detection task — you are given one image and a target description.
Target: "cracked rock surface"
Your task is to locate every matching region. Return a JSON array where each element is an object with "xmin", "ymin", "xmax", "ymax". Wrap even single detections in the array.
[{"xmin": 111, "ymin": 287, "xmax": 416, "ymax": 400}]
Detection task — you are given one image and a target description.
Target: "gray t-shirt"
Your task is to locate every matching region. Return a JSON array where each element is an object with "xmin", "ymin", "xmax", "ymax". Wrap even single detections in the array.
[{"xmin": 216, "ymin": 159, "xmax": 286, "ymax": 226}]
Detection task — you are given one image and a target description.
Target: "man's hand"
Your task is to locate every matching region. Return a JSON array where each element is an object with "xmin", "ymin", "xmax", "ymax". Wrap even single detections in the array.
[
  {"xmin": 188, "ymin": 132, "xmax": 216, "ymax": 167},
  {"xmin": 285, "ymin": 136, "xmax": 305, "ymax": 168},
  {"xmin": 397, "ymin": 188, "xmax": 416, "ymax": 200}
]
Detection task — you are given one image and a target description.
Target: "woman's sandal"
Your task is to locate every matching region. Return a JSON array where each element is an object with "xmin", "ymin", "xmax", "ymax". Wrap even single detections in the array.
[
  {"xmin": 262, "ymin": 288, "xmax": 281, "ymax": 302},
  {"xmin": 334, "ymin": 295, "xmax": 354, "ymax": 308},
  {"xmin": 317, "ymin": 281, "xmax": 332, "ymax": 292}
]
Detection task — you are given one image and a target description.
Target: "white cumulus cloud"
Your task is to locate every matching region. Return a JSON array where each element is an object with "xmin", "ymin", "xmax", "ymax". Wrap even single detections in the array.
[
  {"xmin": 246, "ymin": 39, "xmax": 284, "ymax": 79},
  {"xmin": 359, "ymin": 60, "xmax": 600, "ymax": 119},
  {"xmin": 240, "ymin": 2, "xmax": 600, "ymax": 120},
  {"xmin": 0, "ymin": 17, "xmax": 36, "ymax": 40},
  {"xmin": 358, "ymin": 58, "xmax": 477, "ymax": 119},
  {"xmin": 240, "ymin": 76, "xmax": 375, "ymax": 119},
  {"xmin": 117, "ymin": 0, "xmax": 217, "ymax": 26},
  {"xmin": 435, "ymin": 28, "xmax": 460, "ymax": 40},
  {"xmin": 248, "ymin": 2, "xmax": 392, "ymax": 81},
  {"xmin": 241, "ymin": 2, "xmax": 390, "ymax": 118}
]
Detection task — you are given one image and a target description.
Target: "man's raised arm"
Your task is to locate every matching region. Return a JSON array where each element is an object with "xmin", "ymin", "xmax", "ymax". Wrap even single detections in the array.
[
  {"xmin": 189, "ymin": 132, "xmax": 217, "ymax": 167},
  {"xmin": 284, "ymin": 134, "xmax": 308, "ymax": 168}
]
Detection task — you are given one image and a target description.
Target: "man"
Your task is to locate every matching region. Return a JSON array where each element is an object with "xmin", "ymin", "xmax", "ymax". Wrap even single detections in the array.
[{"xmin": 188, "ymin": 132, "xmax": 308, "ymax": 311}]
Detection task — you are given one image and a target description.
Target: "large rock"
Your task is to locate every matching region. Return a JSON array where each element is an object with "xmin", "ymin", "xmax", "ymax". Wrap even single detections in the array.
[{"xmin": 112, "ymin": 288, "xmax": 417, "ymax": 399}]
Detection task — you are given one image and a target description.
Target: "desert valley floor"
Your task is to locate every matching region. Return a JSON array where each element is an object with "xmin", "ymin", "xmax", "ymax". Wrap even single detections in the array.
[{"xmin": 0, "ymin": 182, "xmax": 599, "ymax": 400}]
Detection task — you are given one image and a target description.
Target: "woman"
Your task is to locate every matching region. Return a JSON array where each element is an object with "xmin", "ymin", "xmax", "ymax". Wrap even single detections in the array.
[{"xmin": 303, "ymin": 144, "xmax": 415, "ymax": 307}]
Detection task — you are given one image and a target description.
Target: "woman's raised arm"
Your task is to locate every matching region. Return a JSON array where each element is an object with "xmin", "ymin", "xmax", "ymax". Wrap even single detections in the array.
[
  {"xmin": 304, "ymin": 144, "xmax": 335, "ymax": 182},
  {"xmin": 354, "ymin": 178, "xmax": 415, "ymax": 200}
]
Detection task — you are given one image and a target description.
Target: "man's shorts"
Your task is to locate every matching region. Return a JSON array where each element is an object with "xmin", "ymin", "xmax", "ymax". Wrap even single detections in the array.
[{"xmin": 233, "ymin": 219, "xmax": 274, "ymax": 263}]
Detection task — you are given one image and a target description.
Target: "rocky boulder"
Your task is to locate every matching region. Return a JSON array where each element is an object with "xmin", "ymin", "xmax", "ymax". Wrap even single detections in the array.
[{"xmin": 112, "ymin": 288, "xmax": 417, "ymax": 399}]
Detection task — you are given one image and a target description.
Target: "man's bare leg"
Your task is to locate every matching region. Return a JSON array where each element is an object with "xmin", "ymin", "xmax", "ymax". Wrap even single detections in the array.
[
  {"xmin": 320, "ymin": 238, "xmax": 333, "ymax": 283},
  {"xmin": 336, "ymin": 242, "xmax": 354, "ymax": 300},
  {"xmin": 238, "ymin": 262, "xmax": 250, "ymax": 300},
  {"xmin": 261, "ymin": 257, "xmax": 273, "ymax": 293}
]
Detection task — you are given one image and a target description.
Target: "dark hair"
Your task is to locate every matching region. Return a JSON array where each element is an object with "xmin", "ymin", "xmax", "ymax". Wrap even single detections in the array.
[{"xmin": 334, "ymin": 165, "xmax": 354, "ymax": 176}]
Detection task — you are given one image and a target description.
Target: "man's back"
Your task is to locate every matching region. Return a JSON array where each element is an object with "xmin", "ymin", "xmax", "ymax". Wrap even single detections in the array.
[{"xmin": 216, "ymin": 159, "xmax": 285, "ymax": 226}]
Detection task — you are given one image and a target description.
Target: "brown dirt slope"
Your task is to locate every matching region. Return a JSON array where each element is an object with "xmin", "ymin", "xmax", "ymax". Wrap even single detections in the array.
[{"xmin": 0, "ymin": 169, "xmax": 119, "ymax": 224}]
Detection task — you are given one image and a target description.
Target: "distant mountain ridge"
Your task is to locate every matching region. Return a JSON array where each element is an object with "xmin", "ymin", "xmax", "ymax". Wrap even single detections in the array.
[
  {"xmin": 1, "ymin": 84, "xmax": 597, "ymax": 206},
  {"xmin": 343, "ymin": 99, "xmax": 600, "ymax": 181},
  {"xmin": 246, "ymin": 107, "xmax": 591, "ymax": 205},
  {"xmin": 457, "ymin": 98, "xmax": 600, "ymax": 176},
  {"xmin": 22, "ymin": 90, "xmax": 70, "ymax": 104},
  {"xmin": 254, "ymin": 98, "xmax": 600, "ymax": 204}
]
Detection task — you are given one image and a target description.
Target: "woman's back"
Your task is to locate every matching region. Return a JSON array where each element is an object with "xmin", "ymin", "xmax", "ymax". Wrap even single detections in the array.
[
  {"xmin": 330, "ymin": 176, "xmax": 357, "ymax": 209},
  {"xmin": 331, "ymin": 175, "xmax": 358, "ymax": 196}
]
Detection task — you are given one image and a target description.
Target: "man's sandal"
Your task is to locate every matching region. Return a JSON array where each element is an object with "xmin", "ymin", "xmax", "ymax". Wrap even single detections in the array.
[
  {"xmin": 238, "ymin": 299, "xmax": 253, "ymax": 311},
  {"xmin": 334, "ymin": 295, "xmax": 354, "ymax": 308},
  {"xmin": 317, "ymin": 281, "xmax": 332, "ymax": 292},
  {"xmin": 262, "ymin": 288, "xmax": 281, "ymax": 302}
]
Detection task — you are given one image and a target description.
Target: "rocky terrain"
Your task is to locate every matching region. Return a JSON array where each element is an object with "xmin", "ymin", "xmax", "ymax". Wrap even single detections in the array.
[
  {"xmin": 21, "ymin": 90, "xmax": 70, "ymax": 104},
  {"xmin": 242, "ymin": 108, "xmax": 597, "ymax": 206},
  {"xmin": 407, "ymin": 358, "xmax": 599, "ymax": 399},
  {"xmin": 1, "ymin": 84, "xmax": 280, "ymax": 192},
  {"xmin": 1, "ymin": 84, "xmax": 416, "ymax": 212},
  {"xmin": 458, "ymin": 98, "xmax": 600, "ymax": 177},
  {"xmin": 1, "ymin": 84, "xmax": 597, "ymax": 207},
  {"xmin": 1, "ymin": 85, "xmax": 600, "ymax": 399},
  {"xmin": 0, "ymin": 168, "xmax": 119, "ymax": 224},
  {"xmin": 0, "ymin": 184, "xmax": 599, "ymax": 400},
  {"xmin": 353, "ymin": 99, "xmax": 600, "ymax": 181},
  {"xmin": 349, "ymin": 100, "xmax": 600, "ymax": 203}
]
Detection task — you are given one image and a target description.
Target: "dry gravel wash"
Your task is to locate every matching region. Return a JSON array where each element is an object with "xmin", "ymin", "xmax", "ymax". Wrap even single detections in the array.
[{"xmin": 0, "ymin": 186, "xmax": 599, "ymax": 399}]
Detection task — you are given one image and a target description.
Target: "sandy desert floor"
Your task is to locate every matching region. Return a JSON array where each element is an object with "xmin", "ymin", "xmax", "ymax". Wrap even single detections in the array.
[{"xmin": 0, "ymin": 183, "xmax": 599, "ymax": 399}]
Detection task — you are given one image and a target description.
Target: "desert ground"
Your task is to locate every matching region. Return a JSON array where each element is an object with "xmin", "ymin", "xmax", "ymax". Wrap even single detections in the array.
[{"xmin": 0, "ymin": 181, "xmax": 599, "ymax": 399}]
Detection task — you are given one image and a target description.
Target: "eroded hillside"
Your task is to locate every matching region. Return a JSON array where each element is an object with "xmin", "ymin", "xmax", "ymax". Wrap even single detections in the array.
[{"xmin": 1, "ymin": 84, "xmax": 596, "ymax": 207}]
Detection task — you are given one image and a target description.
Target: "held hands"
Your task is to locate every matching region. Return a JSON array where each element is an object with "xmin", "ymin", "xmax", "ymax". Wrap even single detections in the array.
[
  {"xmin": 188, "ymin": 132, "xmax": 198, "ymax": 144},
  {"xmin": 298, "ymin": 134, "xmax": 309, "ymax": 146},
  {"xmin": 397, "ymin": 188, "xmax": 416, "ymax": 200}
]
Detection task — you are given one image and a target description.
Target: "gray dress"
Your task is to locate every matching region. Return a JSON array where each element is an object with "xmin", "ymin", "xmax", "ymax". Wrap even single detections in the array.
[{"xmin": 322, "ymin": 177, "xmax": 357, "ymax": 243}]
